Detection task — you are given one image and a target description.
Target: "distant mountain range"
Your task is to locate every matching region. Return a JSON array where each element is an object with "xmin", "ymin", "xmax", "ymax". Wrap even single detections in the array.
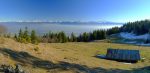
[
  {"xmin": 52, "ymin": 21, "xmax": 123, "ymax": 24},
  {"xmin": 0, "ymin": 21, "xmax": 124, "ymax": 25}
]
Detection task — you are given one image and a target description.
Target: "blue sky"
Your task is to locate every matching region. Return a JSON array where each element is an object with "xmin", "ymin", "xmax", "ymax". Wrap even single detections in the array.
[{"xmin": 0, "ymin": 0, "xmax": 150, "ymax": 22}]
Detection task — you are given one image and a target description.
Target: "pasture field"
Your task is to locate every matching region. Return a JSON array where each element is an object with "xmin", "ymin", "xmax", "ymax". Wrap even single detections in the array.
[{"xmin": 0, "ymin": 37, "xmax": 150, "ymax": 73}]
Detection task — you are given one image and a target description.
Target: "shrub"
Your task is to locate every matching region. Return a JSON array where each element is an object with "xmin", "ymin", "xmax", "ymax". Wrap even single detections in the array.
[{"xmin": 34, "ymin": 47, "xmax": 39, "ymax": 52}]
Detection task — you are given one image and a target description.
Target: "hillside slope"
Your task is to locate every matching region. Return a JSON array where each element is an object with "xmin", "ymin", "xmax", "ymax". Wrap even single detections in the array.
[{"xmin": 0, "ymin": 37, "xmax": 150, "ymax": 73}]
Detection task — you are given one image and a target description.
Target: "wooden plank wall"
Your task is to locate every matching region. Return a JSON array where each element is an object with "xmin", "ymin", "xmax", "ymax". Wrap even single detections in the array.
[{"xmin": 106, "ymin": 48, "xmax": 140, "ymax": 61}]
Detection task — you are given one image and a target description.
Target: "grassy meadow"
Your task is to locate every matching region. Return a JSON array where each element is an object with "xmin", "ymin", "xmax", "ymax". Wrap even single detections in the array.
[{"xmin": 0, "ymin": 37, "xmax": 150, "ymax": 73}]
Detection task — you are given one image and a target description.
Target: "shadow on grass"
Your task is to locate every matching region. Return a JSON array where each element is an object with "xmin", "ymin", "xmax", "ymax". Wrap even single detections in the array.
[
  {"xmin": 94, "ymin": 55, "xmax": 138, "ymax": 63},
  {"xmin": 0, "ymin": 48, "xmax": 150, "ymax": 73},
  {"xmin": 0, "ymin": 48, "xmax": 56, "ymax": 69}
]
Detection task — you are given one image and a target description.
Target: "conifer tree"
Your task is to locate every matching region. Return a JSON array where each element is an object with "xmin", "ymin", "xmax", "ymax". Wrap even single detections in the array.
[
  {"xmin": 82, "ymin": 32, "xmax": 89, "ymax": 42},
  {"xmin": 14, "ymin": 34, "xmax": 17, "ymax": 40},
  {"xmin": 31, "ymin": 30, "xmax": 38, "ymax": 44},
  {"xmin": 23, "ymin": 27, "xmax": 29, "ymax": 38},
  {"xmin": 18, "ymin": 29, "xmax": 23, "ymax": 38},
  {"xmin": 70, "ymin": 32, "xmax": 77, "ymax": 42},
  {"xmin": 60, "ymin": 31, "xmax": 67, "ymax": 43},
  {"xmin": 23, "ymin": 27, "xmax": 31, "ymax": 43}
]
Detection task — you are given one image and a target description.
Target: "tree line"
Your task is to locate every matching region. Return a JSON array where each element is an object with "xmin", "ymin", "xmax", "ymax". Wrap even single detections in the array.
[
  {"xmin": 12, "ymin": 27, "xmax": 118, "ymax": 44},
  {"xmin": 119, "ymin": 20, "xmax": 150, "ymax": 43},
  {"xmin": 0, "ymin": 24, "xmax": 122, "ymax": 44},
  {"xmin": 41, "ymin": 30, "xmax": 107, "ymax": 43},
  {"xmin": 2, "ymin": 20, "xmax": 150, "ymax": 44},
  {"xmin": 120, "ymin": 20, "xmax": 150, "ymax": 35},
  {"xmin": 14, "ymin": 27, "xmax": 39, "ymax": 44}
]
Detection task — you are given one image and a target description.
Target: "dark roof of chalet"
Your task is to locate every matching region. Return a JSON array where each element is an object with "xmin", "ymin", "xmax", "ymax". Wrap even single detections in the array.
[{"xmin": 106, "ymin": 48, "xmax": 141, "ymax": 61}]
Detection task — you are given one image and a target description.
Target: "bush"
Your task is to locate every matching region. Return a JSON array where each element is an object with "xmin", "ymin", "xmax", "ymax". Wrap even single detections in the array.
[{"xmin": 34, "ymin": 47, "xmax": 39, "ymax": 52}]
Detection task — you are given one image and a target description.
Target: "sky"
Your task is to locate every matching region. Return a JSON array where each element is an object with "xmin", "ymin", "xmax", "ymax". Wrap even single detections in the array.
[{"xmin": 0, "ymin": 0, "xmax": 150, "ymax": 22}]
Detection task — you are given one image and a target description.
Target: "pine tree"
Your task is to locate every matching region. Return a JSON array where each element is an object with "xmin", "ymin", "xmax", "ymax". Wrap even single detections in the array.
[
  {"xmin": 18, "ymin": 29, "xmax": 23, "ymax": 38},
  {"xmin": 82, "ymin": 32, "xmax": 89, "ymax": 42},
  {"xmin": 14, "ymin": 34, "xmax": 17, "ymax": 40},
  {"xmin": 93, "ymin": 31, "xmax": 97, "ymax": 40},
  {"xmin": 31, "ymin": 30, "xmax": 38, "ymax": 44},
  {"xmin": 18, "ymin": 29, "xmax": 24, "ymax": 42},
  {"xmin": 101, "ymin": 30, "xmax": 106, "ymax": 39},
  {"xmin": 23, "ymin": 27, "xmax": 29, "ymax": 38},
  {"xmin": 60, "ymin": 31, "xmax": 67, "ymax": 43},
  {"xmin": 70, "ymin": 32, "xmax": 77, "ymax": 42},
  {"xmin": 77, "ymin": 34, "xmax": 82, "ymax": 42}
]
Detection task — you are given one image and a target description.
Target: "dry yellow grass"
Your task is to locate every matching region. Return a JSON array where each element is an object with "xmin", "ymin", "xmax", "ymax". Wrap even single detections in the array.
[{"xmin": 0, "ymin": 37, "xmax": 150, "ymax": 73}]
